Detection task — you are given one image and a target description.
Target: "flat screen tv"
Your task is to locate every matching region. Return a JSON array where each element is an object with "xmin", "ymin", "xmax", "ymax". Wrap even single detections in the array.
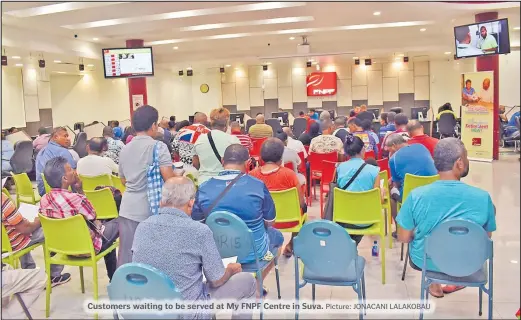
[
  {"xmin": 454, "ymin": 18, "xmax": 510, "ymax": 59},
  {"xmin": 102, "ymin": 47, "xmax": 154, "ymax": 78}
]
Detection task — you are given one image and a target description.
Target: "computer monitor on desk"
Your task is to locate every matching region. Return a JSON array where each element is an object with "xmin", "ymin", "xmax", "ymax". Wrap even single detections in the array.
[
  {"xmin": 230, "ymin": 113, "xmax": 245, "ymax": 125},
  {"xmin": 272, "ymin": 112, "xmax": 289, "ymax": 125},
  {"xmin": 367, "ymin": 108, "xmax": 380, "ymax": 120},
  {"xmin": 411, "ymin": 107, "xmax": 428, "ymax": 120}
]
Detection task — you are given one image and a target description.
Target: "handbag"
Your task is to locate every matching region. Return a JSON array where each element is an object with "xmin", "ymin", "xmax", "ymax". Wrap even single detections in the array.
[
  {"xmin": 323, "ymin": 163, "xmax": 367, "ymax": 221},
  {"xmin": 207, "ymin": 131, "xmax": 222, "ymax": 163},
  {"xmin": 202, "ymin": 173, "xmax": 244, "ymax": 220},
  {"xmin": 146, "ymin": 142, "xmax": 164, "ymax": 216}
]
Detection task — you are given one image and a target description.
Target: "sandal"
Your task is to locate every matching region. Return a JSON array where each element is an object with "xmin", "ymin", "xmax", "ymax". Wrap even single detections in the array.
[
  {"xmin": 442, "ymin": 285, "xmax": 465, "ymax": 294},
  {"xmin": 428, "ymin": 288, "xmax": 444, "ymax": 298},
  {"xmin": 283, "ymin": 246, "xmax": 293, "ymax": 258}
]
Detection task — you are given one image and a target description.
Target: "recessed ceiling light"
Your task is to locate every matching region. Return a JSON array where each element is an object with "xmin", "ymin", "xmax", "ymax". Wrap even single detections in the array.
[
  {"xmin": 394, "ymin": 57, "xmax": 401, "ymax": 61},
  {"xmin": 266, "ymin": 62, "xmax": 272, "ymax": 65},
  {"xmin": 373, "ymin": 11, "xmax": 381, "ymax": 16},
  {"xmin": 187, "ymin": 66, "xmax": 192, "ymax": 70},
  {"xmin": 54, "ymin": 60, "xmax": 61, "ymax": 63},
  {"xmin": 87, "ymin": 64, "xmax": 94, "ymax": 67},
  {"xmin": 420, "ymin": 28, "xmax": 426, "ymax": 32},
  {"xmin": 92, "ymin": 37, "xmax": 98, "ymax": 41},
  {"xmin": 225, "ymin": 64, "xmax": 231, "ymax": 67},
  {"xmin": 173, "ymin": 46, "xmax": 179, "ymax": 50},
  {"xmin": 514, "ymin": 26, "xmax": 520, "ymax": 30},
  {"xmin": 398, "ymin": 53, "xmax": 404, "ymax": 57},
  {"xmin": 15, "ymin": 64, "xmax": 23, "ymax": 67},
  {"xmin": 444, "ymin": 51, "xmax": 452, "ymax": 55},
  {"xmin": 12, "ymin": 56, "xmax": 21, "ymax": 59},
  {"xmin": 352, "ymin": 57, "xmax": 359, "ymax": 60},
  {"xmin": 511, "ymin": 260, "xmax": 518, "ymax": 264},
  {"xmin": 289, "ymin": 36, "xmax": 295, "ymax": 40},
  {"xmin": 56, "ymin": 71, "xmax": 66, "ymax": 74}
]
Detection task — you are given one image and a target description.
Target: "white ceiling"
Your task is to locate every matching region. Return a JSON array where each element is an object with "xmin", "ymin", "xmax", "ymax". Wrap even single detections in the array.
[{"xmin": 2, "ymin": 1, "xmax": 520, "ymax": 71}]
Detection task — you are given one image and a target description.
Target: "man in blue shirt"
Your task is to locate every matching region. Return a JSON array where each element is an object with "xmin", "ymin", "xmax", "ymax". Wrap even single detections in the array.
[
  {"xmin": 1, "ymin": 132, "xmax": 14, "ymax": 175},
  {"xmin": 35, "ymin": 127, "xmax": 77, "ymax": 196},
  {"xmin": 397, "ymin": 138, "xmax": 496, "ymax": 298},
  {"xmin": 379, "ymin": 111, "xmax": 396, "ymax": 141},
  {"xmin": 347, "ymin": 117, "xmax": 378, "ymax": 156},
  {"xmin": 192, "ymin": 144, "xmax": 283, "ymax": 289},
  {"xmin": 508, "ymin": 111, "xmax": 520, "ymax": 127}
]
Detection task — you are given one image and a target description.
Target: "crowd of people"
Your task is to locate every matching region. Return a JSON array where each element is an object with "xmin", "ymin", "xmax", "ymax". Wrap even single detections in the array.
[{"xmin": 1, "ymin": 103, "xmax": 498, "ymax": 319}]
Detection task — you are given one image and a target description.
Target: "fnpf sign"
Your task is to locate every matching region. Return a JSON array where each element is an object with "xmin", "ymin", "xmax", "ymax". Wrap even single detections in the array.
[{"xmin": 306, "ymin": 72, "xmax": 337, "ymax": 96}]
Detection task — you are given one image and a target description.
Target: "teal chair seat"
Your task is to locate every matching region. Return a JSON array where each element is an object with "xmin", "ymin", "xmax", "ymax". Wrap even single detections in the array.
[
  {"xmin": 425, "ymin": 266, "xmax": 487, "ymax": 284},
  {"xmin": 303, "ymin": 255, "xmax": 365, "ymax": 283}
]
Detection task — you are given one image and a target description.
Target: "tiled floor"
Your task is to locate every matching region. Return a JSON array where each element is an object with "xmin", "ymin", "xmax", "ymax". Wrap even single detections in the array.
[{"xmin": 7, "ymin": 155, "xmax": 520, "ymax": 319}]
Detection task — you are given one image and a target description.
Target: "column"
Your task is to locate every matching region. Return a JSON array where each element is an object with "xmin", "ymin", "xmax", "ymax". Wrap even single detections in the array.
[
  {"xmin": 475, "ymin": 12, "xmax": 499, "ymax": 160},
  {"xmin": 126, "ymin": 39, "xmax": 148, "ymax": 117}
]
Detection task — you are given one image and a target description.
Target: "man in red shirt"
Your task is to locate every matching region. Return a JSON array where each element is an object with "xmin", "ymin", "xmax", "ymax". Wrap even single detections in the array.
[
  {"xmin": 407, "ymin": 120, "xmax": 439, "ymax": 157},
  {"xmin": 230, "ymin": 121, "xmax": 252, "ymax": 150}
]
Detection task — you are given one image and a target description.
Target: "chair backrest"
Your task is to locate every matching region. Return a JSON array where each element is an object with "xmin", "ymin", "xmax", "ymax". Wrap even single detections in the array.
[
  {"xmin": 438, "ymin": 113, "xmax": 457, "ymax": 135},
  {"xmin": 283, "ymin": 161, "xmax": 295, "ymax": 171},
  {"xmin": 269, "ymin": 188, "xmax": 301, "ymax": 224},
  {"xmin": 364, "ymin": 150, "xmax": 375, "ymax": 160},
  {"xmin": 245, "ymin": 119, "xmax": 256, "ymax": 133},
  {"xmin": 10, "ymin": 173, "xmax": 34, "ymax": 198},
  {"xmin": 297, "ymin": 151, "xmax": 306, "ymax": 173},
  {"xmin": 308, "ymin": 152, "xmax": 337, "ymax": 175},
  {"xmin": 72, "ymin": 132, "xmax": 88, "ymax": 158},
  {"xmin": 205, "ymin": 211, "xmax": 256, "ymax": 262},
  {"xmin": 292, "ymin": 118, "xmax": 307, "ymax": 138},
  {"xmin": 376, "ymin": 158, "xmax": 390, "ymax": 179},
  {"xmin": 41, "ymin": 173, "xmax": 52, "ymax": 194},
  {"xmin": 250, "ymin": 137, "xmax": 267, "ymax": 158},
  {"xmin": 294, "ymin": 220, "xmax": 360, "ymax": 279},
  {"xmin": 425, "ymin": 219, "xmax": 492, "ymax": 277},
  {"xmin": 2, "ymin": 224, "xmax": 13, "ymax": 253},
  {"xmin": 111, "ymin": 175, "xmax": 126, "ymax": 193},
  {"xmin": 402, "ymin": 173, "xmax": 439, "ymax": 202},
  {"xmin": 9, "ymin": 141, "xmax": 34, "ymax": 174},
  {"xmin": 108, "ymin": 263, "xmax": 181, "ymax": 320},
  {"xmin": 321, "ymin": 160, "xmax": 337, "ymax": 186},
  {"xmin": 39, "ymin": 214, "xmax": 95, "ymax": 256},
  {"xmin": 84, "ymin": 188, "xmax": 119, "ymax": 219},
  {"xmin": 2, "ymin": 188, "xmax": 14, "ymax": 205},
  {"xmin": 265, "ymin": 118, "xmax": 282, "ymax": 136},
  {"xmin": 79, "ymin": 174, "xmax": 113, "ymax": 191},
  {"xmin": 333, "ymin": 188, "xmax": 382, "ymax": 226}
]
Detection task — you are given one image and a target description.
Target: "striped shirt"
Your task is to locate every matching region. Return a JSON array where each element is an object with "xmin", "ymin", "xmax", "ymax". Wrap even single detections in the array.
[
  {"xmin": 39, "ymin": 189, "xmax": 103, "ymax": 252},
  {"xmin": 1, "ymin": 193, "xmax": 31, "ymax": 251},
  {"xmin": 231, "ymin": 132, "xmax": 253, "ymax": 149}
]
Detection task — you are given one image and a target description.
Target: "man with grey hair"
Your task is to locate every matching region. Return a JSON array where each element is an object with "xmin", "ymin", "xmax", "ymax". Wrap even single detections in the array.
[
  {"xmin": 407, "ymin": 120, "xmax": 439, "ymax": 157},
  {"xmin": 397, "ymin": 138, "xmax": 496, "ymax": 297},
  {"xmin": 132, "ymin": 176, "xmax": 256, "ymax": 319},
  {"xmin": 386, "ymin": 133, "xmax": 437, "ymax": 226}
]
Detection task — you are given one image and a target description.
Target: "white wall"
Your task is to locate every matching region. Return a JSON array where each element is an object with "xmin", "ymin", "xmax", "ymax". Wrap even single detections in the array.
[
  {"xmin": 499, "ymin": 50, "xmax": 520, "ymax": 106},
  {"xmin": 1, "ymin": 67, "xmax": 26, "ymax": 129}
]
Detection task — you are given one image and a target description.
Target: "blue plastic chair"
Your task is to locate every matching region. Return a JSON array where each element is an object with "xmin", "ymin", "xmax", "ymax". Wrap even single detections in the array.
[
  {"xmin": 205, "ymin": 211, "xmax": 281, "ymax": 319},
  {"xmin": 107, "ymin": 263, "xmax": 182, "ymax": 319},
  {"xmin": 293, "ymin": 220, "xmax": 366, "ymax": 320},
  {"xmin": 419, "ymin": 219, "xmax": 493, "ymax": 320}
]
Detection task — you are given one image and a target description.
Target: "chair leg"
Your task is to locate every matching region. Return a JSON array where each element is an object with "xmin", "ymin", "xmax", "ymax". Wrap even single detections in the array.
[
  {"xmin": 274, "ymin": 259, "xmax": 281, "ymax": 299},
  {"xmin": 294, "ymin": 258, "xmax": 300, "ymax": 320},
  {"xmin": 380, "ymin": 234, "xmax": 386, "ymax": 285},
  {"xmin": 400, "ymin": 243, "xmax": 404, "ymax": 261},
  {"xmin": 45, "ymin": 261, "xmax": 51, "ymax": 318},
  {"xmin": 93, "ymin": 264, "xmax": 99, "ymax": 320},
  {"xmin": 79, "ymin": 267, "xmax": 85, "ymax": 294},
  {"xmin": 257, "ymin": 270, "xmax": 264, "ymax": 320},
  {"xmin": 401, "ymin": 245, "xmax": 409, "ymax": 281},
  {"xmin": 311, "ymin": 284, "xmax": 316, "ymax": 302},
  {"xmin": 419, "ymin": 281, "xmax": 426, "ymax": 320},
  {"xmin": 319, "ymin": 189, "xmax": 324, "ymax": 219},
  {"xmin": 14, "ymin": 293, "xmax": 33, "ymax": 320},
  {"xmin": 361, "ymin": 273, "xmax": 366, "ymax": 315},
  {"xmin": 478, "ymin": 287, "xmax": 483, "ymax": 316},
  {"xmin": 357, "ymin": 281, "xmax": 363, "ymax": 320}
]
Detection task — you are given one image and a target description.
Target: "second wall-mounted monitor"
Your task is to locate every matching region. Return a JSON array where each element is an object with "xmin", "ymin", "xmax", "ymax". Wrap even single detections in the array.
[{"xmin": 102, "ymin": 47, "xmax": 154, "ymax": 78}]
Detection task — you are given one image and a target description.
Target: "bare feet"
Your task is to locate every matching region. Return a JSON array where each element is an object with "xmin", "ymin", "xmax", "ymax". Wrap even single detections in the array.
[
  {"xmin": 283, "ymin": 244, "xmax": 293, "ymax": 258},
  {"xmin": 429, "ymin": 284, "xmax": 444, "ymax": 298},
  {"xmin": 442, "ymin": 285, "xmax": 465, "ymax": 294}
]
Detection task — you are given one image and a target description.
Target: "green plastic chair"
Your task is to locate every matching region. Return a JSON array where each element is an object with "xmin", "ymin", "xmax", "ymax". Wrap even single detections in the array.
[
  {"xmin": 2, "ymin": 224, "xmax": 42, "ymax": 268},
  {"xmin": 79, "ymin": 174, "xmax": 113, "ymax": 191},
  {"xmin": 270, "ymin": 187, "xmax": 307, "ymax": 233},
  {"xmin": 379, "ymin": 171, "xmax": 392, "ymax": 249},
  {"xmin": 39, "ymin": 214, "xmax": 119, "ymax": 319},
  {"xmin": 111, "ymin": 175, "xmax": 125, "ymax": 193},
  {"xmin": 333, "ymin": 187, "xmax": 386, "ymax": 284},
  {"xmin": 11, "ymin": 173, "xmax": 40, "ymax": 205},
  {"xmin": 84, "ymin": 188, "xmax": 119, "ymax": 220},
  {"xmin": 41, "ymin": 173, "xmax": 52, "ymax": 194},
  {"xmin": 2, "ymin": 187, "xmax": 14, "ymax": 205},
  {"xmin": 399, "ymin": 173, "xmax": 439, "ymax": 279}
]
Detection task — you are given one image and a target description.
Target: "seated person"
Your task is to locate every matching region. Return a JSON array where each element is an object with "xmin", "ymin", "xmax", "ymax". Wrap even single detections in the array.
[
  {"xmin": 102, "ymin": 126, "xmax": 125, "ymax": 165},
  {"xmin": 1, "ymin": 132, "xmax": 14, "ymax": 175},
  {"xmin": 335, "ymin": 135, "xmax": 382, "ymax": 245},
  {"xmin": 332, "ymin": 116, "xmax": 349, "ymax": 143},
  {"xmin": 379, "ymin": 111, "xmax": 396, "ymax": 141},
  {"xmin": 1, "ymin": 266, "xmax": 46, "ymax": 319},
  {"xmin": 193, "ymin": 144, "xmax": 283, "ymax": 294},
  {"xmin": 361, "ymin": 119, "xmax": 380, "ymax": 150},
  {"xmin": 33, "ymin": 127, "xmax": 51, "ymax": 155},
  {"xmin": 282, "ymin": 127, "xmax": 307, "ymax": 159},
  {"xmin": 248, "ymin": 114, "xmax": 273, "ymax": 139},
  {"xmin": 298, "ymin": 121, "xmax": 320, "ymax": 147},
  {"xmin": 2, "ymin": 193, "xmax": 70, "ymax": 286},
  {"xmin": 397, "ymin": 138, "xmax": 496, "ymax": 298},
  {"xmin": 249, "ymin": 138, "xmax": 307, "ymax": 258},
  {"xmin": 39, "ymin": 157, "xmax": 119, "ymax": 280},
  {"xmin": 274, "ymin": 133, "xmax": 306, "ymax": 185},
  {"xmin": 77, "ymin": 137, "xmax": 118, "ymax": 177},
  {"xmin": 132, "ymin": 177, "xmax": 256, "ymax": 319},
  {"xmin": 407, "ymin": 120, "xmax": 439, "ymax": 157},
  {"xmin": 384, "ymin": 134, "xmax": 437, "ymax": 227},
  {"xmin": 230, "ymin": 121, "xmax": 252, "ymax": 150},
  {"xmin": 347, "ymin": 118, "xmax": 378, "ymax": 156},
  {"xmin": 436, "ymin": 102, "xmax": 458, "ymax": 121},
  {"xmin": 381, "ymin": 113, "xmax": 410, "ymax": 158},
  {"xmin": 309, "ymin": 126, "xmax": 345, "ymax": 160},
  {"xmin": 36, "ymin": 127, "xmax": 77, "ymax": 196}
]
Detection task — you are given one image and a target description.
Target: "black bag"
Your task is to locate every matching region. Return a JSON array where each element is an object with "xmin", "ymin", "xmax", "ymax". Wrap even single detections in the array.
[{"xmin": 323, "ymin": 163, "xmax": 367, "ymax": 221}]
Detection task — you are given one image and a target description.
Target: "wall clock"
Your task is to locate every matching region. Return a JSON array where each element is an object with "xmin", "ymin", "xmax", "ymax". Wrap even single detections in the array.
[{"xmin": 200, "ymin": 83, "xmax": 209, "ymax": 93}]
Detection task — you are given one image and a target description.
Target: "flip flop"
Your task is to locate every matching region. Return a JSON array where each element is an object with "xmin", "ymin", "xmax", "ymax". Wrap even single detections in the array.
[
  {"xmin": 428, "ymin": 288, "xmax": 444, "ymax": 298},
  {"xmin": 283, "ymin": 246, "xmax": 294, "ymax": 258},
  {"xmin": 442, "ymin": 285, "xmax": 465, "ymax": 294}
]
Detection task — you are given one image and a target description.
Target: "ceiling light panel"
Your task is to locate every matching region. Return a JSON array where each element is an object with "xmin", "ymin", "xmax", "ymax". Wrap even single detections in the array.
[
  {"xmin": 180, "ymin": 16, "xmax": 314, "ymax": 32},
  {"xmin": 4, "ymin": 2, "xmax": 125, "ymax": 18},
  {"xmin": 61, "ymin": 2, "xmax": 307, "ymax": 29}
]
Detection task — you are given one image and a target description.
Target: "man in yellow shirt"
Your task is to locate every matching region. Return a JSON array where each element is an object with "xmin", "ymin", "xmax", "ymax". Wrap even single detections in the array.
[
  {"xmin": 477, "ymin": 26, "xmax": 498, "ymax": 53},
  {"xmin": 248, "ymin": 114, "xmax": 273, "ymax": 138}
]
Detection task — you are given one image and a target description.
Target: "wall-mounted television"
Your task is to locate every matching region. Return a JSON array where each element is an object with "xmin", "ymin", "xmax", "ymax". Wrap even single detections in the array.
[
  {"xmin": 102, "ymin": 47, "xmax": 154, "ymax": 78},
  {"xmin": 454, "ymin": 18, "xmax": 510, "ymax": 59}
]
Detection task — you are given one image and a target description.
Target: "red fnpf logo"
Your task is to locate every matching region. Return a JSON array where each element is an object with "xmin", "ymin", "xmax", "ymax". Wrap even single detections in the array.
[
  {"xmin": 515, "ymin": 308, "xmax": 520, "ymax": 319},
  {"xmin": 306, "ymin": 72, "xmax": 337, "ymax": 96},
  {"xmin": 472, "ymin": 138, "xmax": 482, "ymax": 146}
]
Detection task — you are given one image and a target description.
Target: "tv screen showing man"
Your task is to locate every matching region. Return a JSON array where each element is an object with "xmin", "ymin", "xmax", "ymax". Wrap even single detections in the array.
[{"xmin": 454, "ymin": 19, "xmax": 510, "ymax": 58}]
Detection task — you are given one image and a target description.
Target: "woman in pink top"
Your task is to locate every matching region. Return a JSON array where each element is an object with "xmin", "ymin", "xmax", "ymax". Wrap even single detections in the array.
[{"xmin": 33, "ymin": 127, "xmax": 51, "ymax": 154}]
